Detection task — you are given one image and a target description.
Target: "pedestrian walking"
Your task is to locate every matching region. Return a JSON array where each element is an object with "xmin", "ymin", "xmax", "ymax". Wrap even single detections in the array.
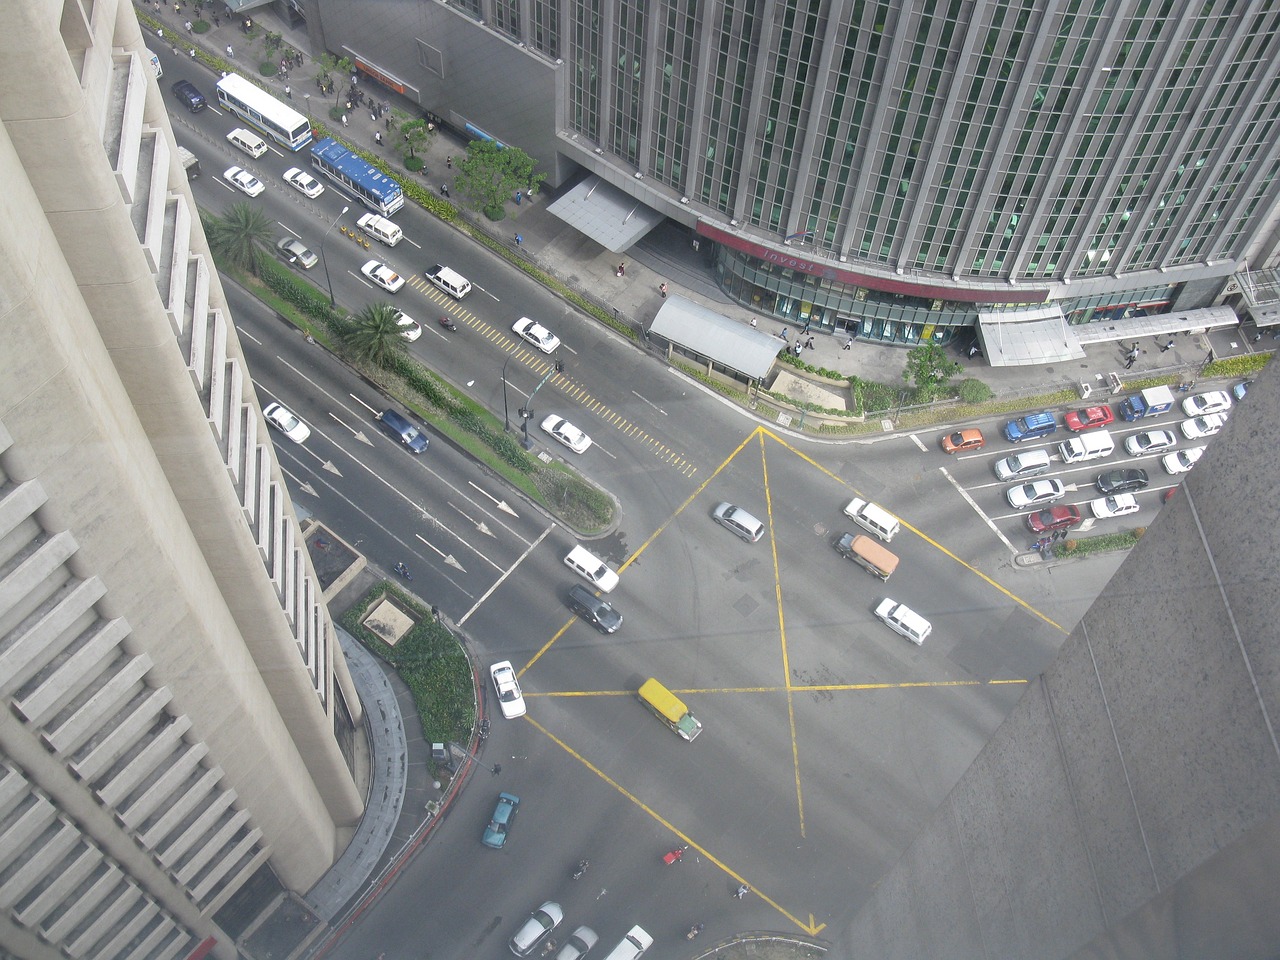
[
  {"xmin": 843, "ymin": 336, "xmax": 853, "ymax": 350},
  {"xmin": 749, "ymin": 317, "xmax": 757, "ymax": 327},
  {"xmin": 374, "ymin": 131, "xmax": 383, "ymax": 145},
  {"xmin": 1160, "ymin": 337, "xmax": 1174, "ymax": 352},
  {"xmin": 616, "ymin": 262, "xmax": 626, "ymax": 277},
  {"xmin": 1124, "ymin": 354, "xmax": 1136, "ymax": 369},
  {"xmin": 659, "ymin": 282, "xmax": 668, "ymax": 298},
  {"xmin": 284, "ymin": 85, "xmax": 291, "ymax": 99},
  {"xmin": 515, "ymin": 233, "xmax": 523, "ymax": 247},
  {"xmin": 371, "ymin": 110, "xmax": 377, "ymax": 122},
  {"xmin": 385, "ymin": 116, "xmax": 391, "ymax": 130},
  {"xmin": 780, "ymin": 328, "xmax": 788, "ymax": 342},
  {"xmin": 802, "ymin": 319, "xmax": 811, "ymax": 334},
  {"xmin": 440, "ymin": 183, "xmax": 449, "ymax": 197},
  {"xmin": 793, "ymin": 341, "xmax": 803, "ymax": 356},
  {"xmin": 341, "ymin": 113, "xmax": 347, "ymax": 127},
  {"xmin": 184, "ymin": 20, "xmax": 192, "ymax": 31},
  {"xmin": 225, "ymin": 44, "xmax": 234, "ymax": 58},
  {"xmin": 212, "ymin": 13, "xmax": 220, "ymax": 26},
  {"xmin": 189, "ymin": 47, "xmax": 195, "ymax": 58},
  {"xmin": 805, "ymin": 335, "xmax": 815, "ymax": 349},
  {"xmin": 447, "ymin": 155, "xmax": 453, "ymax": 169},
  {"xmin": 516, "ymin": 190, "xmax": 524, "ymax": 205}
]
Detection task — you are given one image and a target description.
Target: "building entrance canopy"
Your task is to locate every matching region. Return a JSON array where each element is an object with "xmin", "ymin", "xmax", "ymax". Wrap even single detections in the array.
[
  {"xmin": 977, "ymin": 304, "xmax": 1238, "ymax": 366},
  {"xmin": 546, "ymin": 175, "xmax": 665, "ymax": 253},
  {"xmin": 976, "ymin": 305, "xmax": 1084, "ymax": 367},
  {"xmin": 649, "ymin": 295, "xmax": 780, "ymax": 381}
]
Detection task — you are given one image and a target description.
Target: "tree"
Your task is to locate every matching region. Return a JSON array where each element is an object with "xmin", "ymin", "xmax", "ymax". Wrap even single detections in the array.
[
  {"xmin": 902, "ymin": 342, "xmax": 961, "ymax": 400},
  {"xmin": 206, "ymin": 203, "xmax": 273, "ymax": 276},
  {"xmin": 314, "ymin": 52, "xmax": 351, "ymax": 100},
  {"xmin": 399, "ymin": 119, "xmax": 434, "ymax": 172},
  {"xmin": 342, "ymin": 302, "xmax": 407, "ymax": 368},
  {"xmin": 453, "ymin": 139, "xmax": 546, "ymax": 219}
]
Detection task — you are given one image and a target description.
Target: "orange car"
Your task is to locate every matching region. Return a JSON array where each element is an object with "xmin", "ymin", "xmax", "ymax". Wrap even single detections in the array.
[{"xmin": 941, "ymin": 428, "xmax": 985, "ymax": 453}]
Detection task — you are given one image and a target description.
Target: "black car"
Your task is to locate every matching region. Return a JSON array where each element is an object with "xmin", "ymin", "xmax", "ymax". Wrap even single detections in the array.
[
  {"xmin": 567, "ymin": 584, "xmax": 622, "ymax": 634},
  {"xmin": 1095, "ymin": 468, "xmax": 1149, "ymax": 495},
  {"xmin": 170, "ymin": 79, "xmax": 207, "ymax": 112}
]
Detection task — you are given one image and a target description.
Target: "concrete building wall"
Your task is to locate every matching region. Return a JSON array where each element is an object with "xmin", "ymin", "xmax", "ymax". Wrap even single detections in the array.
[
  {"xmin": 0, "ymin": 2, "xmax": 365, "ymax": 956},
  {"xmin": 844, "ymin": 364, "xmax": 1280, "ymax": 959}
]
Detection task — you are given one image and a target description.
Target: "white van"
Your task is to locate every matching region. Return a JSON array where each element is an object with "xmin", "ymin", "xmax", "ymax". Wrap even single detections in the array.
[
  {"xmin": 1058, "ymin": 429, "xmax": 1115, "ymax": 464},
  {"xmin": 426, "ymin": 264, "xmax": 472, "ymax": 299},
  {"xmin": 226, "ymin": 127, "xmax": 268, "ymax": 158},
  {"xmin": 842, "ymin": 497, "xmax": 900, "ymax": 543},
  {"xmin": 994, "ymin": 448, "xmax": 1052, "ymax": 481},
  {"xmin": 564, "ymin": 546, "xmax": 619, "ymax": 593},
  {"xmin": 874, "ymin": 598, "xmax": 932, "ymax": 645},
  {"xmin": 599, "ymin": 926, "xmax": 653, "ymax": 960},
  {"xmin": 356, "ymin": 212, "xmax": 403, "ymax": 246}
]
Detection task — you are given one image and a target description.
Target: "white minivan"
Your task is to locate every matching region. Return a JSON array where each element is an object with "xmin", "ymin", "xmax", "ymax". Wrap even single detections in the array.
[
  {"xmin": 1058, "ymin": 429, "xmax": 1115, "ymax": 464},
  {"xmin": 842, "ymin": 497, "xmax": 900, "ymax": 543},
  {"xmin": 226, "ymin": 127, "xmax": 268, "ymax": 158},
  {"xmin": 426, "ymin": 264, "xmax": 472, "ymax": 298},
  {"xmin": 874, "ymin": 597, "xmax": 931, "ymax": 645},
  {"xmin": 356, "ymin": 212, "xmax": 403, "ymax": 246},
  {"xmin": 564, "ymin": 546, "xmax": 619, "ymax": 593}
]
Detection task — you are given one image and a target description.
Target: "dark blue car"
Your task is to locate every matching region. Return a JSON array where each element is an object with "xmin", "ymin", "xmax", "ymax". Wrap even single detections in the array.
[{"xmin": 377, "ymin": 408, "xmax": 429, "ymax": 453}]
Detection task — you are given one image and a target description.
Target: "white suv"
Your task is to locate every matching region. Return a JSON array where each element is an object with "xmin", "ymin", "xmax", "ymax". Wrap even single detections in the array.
[{"xmin": 599, "ymin": 926, "xmax": 653, "ymax": 960}]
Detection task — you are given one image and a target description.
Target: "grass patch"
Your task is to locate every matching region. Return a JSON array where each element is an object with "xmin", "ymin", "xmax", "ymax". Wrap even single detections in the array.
[
  {"xmin": 339, "ymin": 584, "xmax": 474, "ymax": 752},
  {"xmin": 1055, "ymin": 527, "xmax": 1144, "ymax": 558}
]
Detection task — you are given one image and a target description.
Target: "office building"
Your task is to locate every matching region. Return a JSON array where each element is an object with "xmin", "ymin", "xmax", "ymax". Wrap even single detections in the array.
[
  {"xmin": 312, "ymin": 0, "xmax": 1280, "ymax": 358},
  {"xmin": 0, "ymin": 3, "xmax": 364, "ymax": 958}
]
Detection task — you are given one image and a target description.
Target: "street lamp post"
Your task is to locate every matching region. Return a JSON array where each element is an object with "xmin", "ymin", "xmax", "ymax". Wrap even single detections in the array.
[
  {"xmin": 501, "ymin": 357, "xmax": 511, "ymax": 433},
  {"xmin": 319, "ymin": 205, "xmax": 349, "ymax": 308}
]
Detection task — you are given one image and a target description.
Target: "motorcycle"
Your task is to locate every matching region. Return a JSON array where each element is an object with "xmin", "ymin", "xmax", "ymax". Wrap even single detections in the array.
[
  {"xmin": 478, "ymin": 718, "xmax": 490, "ymax": 741},
  {"xmin": 662, "ymin": 845, "xmax": 687, "ymax": 865},
  {"xmin": 439, "ymin": 316, "xmax": 457, "ymax": 332},
  {"xmin": 685, "ymin": 924, "xmax": 704, "ymax": 941},
  {"xmin": 393, "ymin": 561, "xmax": 413, "ymax": 581},
  {"xmin": 572, "ymin": 859, "xmax": 589, "ymax": 880}
]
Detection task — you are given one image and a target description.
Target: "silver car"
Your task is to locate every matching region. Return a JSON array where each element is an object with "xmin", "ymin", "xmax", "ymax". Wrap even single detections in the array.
[
  {"xmin": 510, "ymin": 902, "xmax": 563, "ymax": 957},
  {"xmin": 276, "ymin": 237, "xmax": 318, "ymax": 269}
]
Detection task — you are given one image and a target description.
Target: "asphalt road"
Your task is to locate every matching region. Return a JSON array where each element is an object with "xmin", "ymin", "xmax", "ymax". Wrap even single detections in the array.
[{"xmin": 166, "ymin": 45, "xmax": 1170, "ymax": 959}]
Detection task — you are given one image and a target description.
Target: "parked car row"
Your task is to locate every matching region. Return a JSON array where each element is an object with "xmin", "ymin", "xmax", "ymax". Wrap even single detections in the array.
[{"xmin": 508, "ymin": 901, "xmax": 651, "ymax": 960}]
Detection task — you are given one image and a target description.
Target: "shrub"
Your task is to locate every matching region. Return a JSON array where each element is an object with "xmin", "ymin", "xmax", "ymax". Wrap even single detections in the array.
[
  {"xmin": 484, "ymin": 205, "xmax": 507, "ymax": 221},
  {"xmin": 405, "ymin": 156, "xmax": 425, "ymax": 173},
  {"xmin": 957, "ymin": 378, "xmax": 994, "ymax": 403},
  {"xmin": 258, "ymin": 62, "xmax": 278, "ymax": 77}
]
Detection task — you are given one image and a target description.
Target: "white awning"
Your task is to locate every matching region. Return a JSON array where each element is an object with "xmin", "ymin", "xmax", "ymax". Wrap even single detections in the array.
[
  {"xmin": 976, "ymin": 306, "xmax": 1085, "ymax": 366},
  {"xmin": 546, "ymin": 175, "xmax": 665, "ymax": 252}
]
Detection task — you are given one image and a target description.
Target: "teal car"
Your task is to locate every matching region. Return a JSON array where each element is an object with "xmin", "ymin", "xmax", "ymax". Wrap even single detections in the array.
[{"xmin": 482, "ymin": 792, "xmax": 520, "ymax": 849}]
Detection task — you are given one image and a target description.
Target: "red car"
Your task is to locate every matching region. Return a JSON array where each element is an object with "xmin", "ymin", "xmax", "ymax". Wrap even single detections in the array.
[
  {"xmin": 1025, "ymin": 505, "xmax": 1082, "ymax": 533},
  {"xmin": 1064, "ymin": 405, "xmax": 1114, "ymax": 431}
]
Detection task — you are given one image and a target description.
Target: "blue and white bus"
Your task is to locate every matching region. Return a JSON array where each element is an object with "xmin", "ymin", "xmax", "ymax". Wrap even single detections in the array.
[
  {"xmin": 310, "ymin": 138, "xmax": 404, "ymax": 216},
  {"xmin": 215, "ymin": 74, "xmax": 312, "ymax": 151}
]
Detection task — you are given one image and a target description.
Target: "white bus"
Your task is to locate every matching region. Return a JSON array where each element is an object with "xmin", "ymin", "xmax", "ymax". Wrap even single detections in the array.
[{"xmin": 215, "ymin": 74, "xmax": 312, "ymax": 152}]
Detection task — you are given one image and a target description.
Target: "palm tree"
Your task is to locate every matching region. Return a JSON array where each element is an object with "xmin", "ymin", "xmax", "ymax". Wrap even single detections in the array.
[
  {"xmin": 207, "ymin": 203, "xmax": 273, "ymax": 276},
  {"xmin": 342, "ymin": 302, "xmax": 407, "ymax": 367}
]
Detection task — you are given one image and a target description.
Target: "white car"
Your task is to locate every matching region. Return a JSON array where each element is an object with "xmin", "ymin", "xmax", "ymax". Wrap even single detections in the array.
[
  {"xmin": 599, "ymin": 925, "xmax": 653, "ymax": 960},
  {"xmin": 489, "ymin": 660, "xmax": 526, "ymax": 719},
  {"xmin": 262, "ymin": 402, "xmax": 311, "ymax": 443},
  {"xmin": 1162, "ymin": 446, "xmax": 1205, "ymax": 475},
  {"xmin": 1124, "ymin": 429, "xmax": 1177, "ymax": 456},
  {"xmin": 509, "ymin": 902, "xmax": 562, "ymax": 956},
  {"xmin": 223, "ymin": 165, "xmax": 264, "ymax": 197},
  {"xmin": 1180, "ymin": 413, "xmax": 1227, "ymax": 439},
  {"xmin": 513, "ymin": 316, "xmax": 561, "ymax": 353},
  {"xmin": 554, "ymin": 926, "xmax": 598, "ymax": 960},
  {"xmin": 1089, "ymin": 494, "xmax": 1140, "ymax": 519},
  {"xmin": 361, "ymin": 259, "xmax": 405, "ymax": 293},
  {"xmin": 540, "ymin": 415, "xmax": 592, "ymax": 454},
  {"xmin": 395, "ymin": 310, "xmax": 422, "ymax": 341},
  {"xmin": 282, "ymin": 166, "xmax": 325, "ymax": 198},
  {"xmin": 1006, "ymin": 478, "xmax": 1066, "ymax": 508},
  {"xmin": 1181, "ymin": 390, "xmax": 1232, "ymax": 417}
]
